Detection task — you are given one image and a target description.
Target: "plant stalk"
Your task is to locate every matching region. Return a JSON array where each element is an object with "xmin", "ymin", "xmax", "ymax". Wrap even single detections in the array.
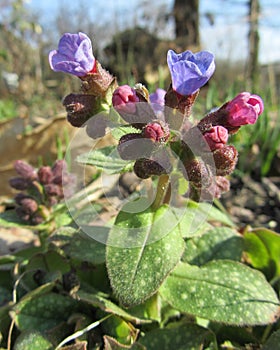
[{"xmin": 152, "ymin": 174, "xmax": 170, "ymax": 210}]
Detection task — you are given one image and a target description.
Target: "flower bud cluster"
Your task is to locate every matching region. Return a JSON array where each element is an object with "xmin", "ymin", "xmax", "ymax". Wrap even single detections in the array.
[
  {"xmin": 9, "ymin": 160, "xmax": 75, "ymax": 225},
  {"xmin": 49, "ymin": 32, "xmax": 264, "ymax": 202}
]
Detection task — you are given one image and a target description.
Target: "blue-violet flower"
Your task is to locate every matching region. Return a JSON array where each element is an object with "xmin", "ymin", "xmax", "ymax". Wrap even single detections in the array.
[
  {"xmin": 167, "ymin": 49, "xmax": 215, "ymax": 96},
  {"xmin": 49, "ymin": 32, "xmax": 95, "ymax": 77}
]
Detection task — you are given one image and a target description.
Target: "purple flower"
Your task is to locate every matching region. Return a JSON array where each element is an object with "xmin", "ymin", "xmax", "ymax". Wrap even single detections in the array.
[
  {"xmin": 150, "ymin": 88, "xmax": 166, "ymax": 114},
  {"xmin": 49, "ymin": 32, "xmax": 95, "ymax": 77},
  {"xmin": 150, "ymin": 88, "xmax": 166, "ymax": 105},
  {"xmin": 167, "ymin": 49, "xmax": 215, "ymax": 96},
  {"xmin": 225, "ymin": 92, "xmax": 264, "ymax": 126}
]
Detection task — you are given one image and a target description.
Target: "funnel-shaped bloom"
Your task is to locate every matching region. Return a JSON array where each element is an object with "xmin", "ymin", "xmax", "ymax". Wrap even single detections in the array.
[
  {"xmin": 225, "ymin": 92, "xmax": 264, "ymax": 126},
  {"xmin": 49, "ymin": 32, "xmax": 95, "ymax": 76},
  {"xmin": 167, "ymin": 49, "xmax": 215, "ymax": 96}
]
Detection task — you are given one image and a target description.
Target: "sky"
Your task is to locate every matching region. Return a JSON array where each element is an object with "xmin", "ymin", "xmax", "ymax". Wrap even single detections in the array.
[{"xmin": 26, "ymin": 0, "xmax": 280, "ymax": 64}]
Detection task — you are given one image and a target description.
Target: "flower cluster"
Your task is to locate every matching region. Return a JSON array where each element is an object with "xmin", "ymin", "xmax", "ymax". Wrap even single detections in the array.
[
  {"xmin": 10, "ymin": 160, "xmax": 75, "ymax": 224},
  {"xmin": 49, "ymin": 32, "xmax": 264, "ymax": 202}
]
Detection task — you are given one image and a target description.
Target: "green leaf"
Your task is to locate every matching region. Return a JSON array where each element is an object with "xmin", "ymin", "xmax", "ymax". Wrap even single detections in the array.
[
  {"xmin": 127, "ymin": 293, "xmax": 161, "ymax": 322},
  {"xmin": 263, "ymin": 329, "xmax": 280, "ymax": 350},
  {"xmin": 11, "ymin": 292, "xmax": 79, "ymax": 332},
  {"xmin": 13, "ymin": 330, "xmax": 53, "ymax": 350},
  {"xmin": 0, "ymin": 304, "xmax": 11, "ymax": 338},
  {"xmin": 104, "ymin": 335, "xmax": 145, "ymax": 349},
  {"xmin": 111, "ymin": 125, "xmax": 140, "ymax": 141},
  {"xmin": 172, "ymin": 206, "xmax": 213, "ymax": 238},
  {"xmin": 244, "ymin": 227, "xmax": 280, "ymax": 278},
  {"xmin": 182, "ymin": 227, "xmax": 243, "ymax": 265},
  {"xmin": 159, "ymin": 261, "xmax": 280, "ymax": 325},
  {"xmin": 76, "ymin": 146, "xmax": 133, "ymax": 174},
  {"xmin": 106, "ymin": 205, "xmax": 185, "ymax": 306},
  {"xmin": 24, "ymin": 251, "xmax": 70, "ymax": 288},
  {"xmin": 77, "ymin": 290, "xmax": 150, "ymax": 324},
  {"xmin": 51, "ymin": 229, "xmax": 106, "ymax": 265},
  {"xmin": 139, "ymin": 323, "xmax": 214, "ymax": 350},
  {"xmin": 101, "ymin": 315, "xmax": 139, "ymax": 345}
]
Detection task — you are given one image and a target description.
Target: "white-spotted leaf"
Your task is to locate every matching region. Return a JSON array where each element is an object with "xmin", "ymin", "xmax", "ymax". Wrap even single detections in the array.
[
  {"xmin": 106, "ymin": 205, "xmax": 185, "ymax": 306},
  {"xmin": 159, "ymin": 261, "xmax": 280, "ymax": 325},
  {"xmin": 183, "ymin": 227, "xmax": 243, "ymax": 265}
]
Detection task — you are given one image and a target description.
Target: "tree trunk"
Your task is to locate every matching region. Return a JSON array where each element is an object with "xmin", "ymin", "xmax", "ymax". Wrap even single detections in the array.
[
  {"xmin": 247, "ymin": 0, "xmax": 260, "ymax": 90},
  {"xmin": 173, "ymin": 0, "xmax": 200, "ymax": 48}
]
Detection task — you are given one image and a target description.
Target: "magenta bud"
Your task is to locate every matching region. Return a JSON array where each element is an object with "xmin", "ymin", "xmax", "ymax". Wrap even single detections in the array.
[
  {"xmin": 213, "ymin": 145, "xmax": 238, "ymax": 176},
  {"xmin": 14, "ymin": 160, "xmax": 37, "ymax": 180},
  {"xmin": 112, "ymin": 85, "xmax": 139, "ymax": 114},
  {"xmin": 225, "ymin": 92, "xmax": 264, "ymax": 127},
  {"xmin": 9, "ymin": 177, "xmax": 29, "ymax": 190},
  {"xmin": 203, "ymin": 126, "xmax": 228, "ymax": 151},
  {"xmin": 38, "ymin": 166, "xmax": 53, "ymax": 184},
  {"xmin": 142, "ymin": 120, "xmax": 170, "ymax": 143}
]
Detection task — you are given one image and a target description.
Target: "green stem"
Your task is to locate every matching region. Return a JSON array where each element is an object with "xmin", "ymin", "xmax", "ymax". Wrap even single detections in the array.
[{"xmin": 152, "ymin": 174, "xmax": 170, "ymax": 210}]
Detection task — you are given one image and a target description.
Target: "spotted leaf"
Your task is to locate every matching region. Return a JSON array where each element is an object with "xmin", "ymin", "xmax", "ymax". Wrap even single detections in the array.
[
  {"xmin": 159, "ymin": 261, "xmax": 280, "ymax": 325},
  {"xmin": 106, "ymin": 204, "xmax": 185, "ymax": 307}
]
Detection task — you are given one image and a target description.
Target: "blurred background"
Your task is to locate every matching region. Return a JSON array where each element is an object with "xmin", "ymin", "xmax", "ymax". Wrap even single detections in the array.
[{"xmin": 0, "ymin": 0, "xmax": 279, "ymax": 231}]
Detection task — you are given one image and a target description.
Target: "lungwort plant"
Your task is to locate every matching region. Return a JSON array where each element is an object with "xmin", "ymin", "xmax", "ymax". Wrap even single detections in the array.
[{"xmin": 0, "ymin": 32, "xmax": 280, "ymax": 350}]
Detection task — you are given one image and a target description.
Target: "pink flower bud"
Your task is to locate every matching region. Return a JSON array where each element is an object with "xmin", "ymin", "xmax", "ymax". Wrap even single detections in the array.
[
  {"xmin": 203, "ymin": 126, "xmax": 228, "ymax": 151},
  {"xmin": 143, "ymin": 121, "xmax": 170, "ymax": 143},
  {"xmin": 20, "ymin": 198, "xmax": 38, "ymax": 214},
  {"xmin": 52, "ymin": 160, "xmax": 67, "ymax": 185},
  {"xmin": 14, "ymin": 160, "xmax": 37, "ymax": 180},
  {"xmin": 44, "ymin": 183, "xmax": 63, "ymax": 197},
  {"xmin": 38, "ymin": 166, "xmax": 53, "ymax": 184},
  {"xmin": 225, "ymin": 92, "xmax": 264, "ymax": 126},
  {"xmin": 112, "ymin": 85, "xmax": 140, "ymax": 114}
]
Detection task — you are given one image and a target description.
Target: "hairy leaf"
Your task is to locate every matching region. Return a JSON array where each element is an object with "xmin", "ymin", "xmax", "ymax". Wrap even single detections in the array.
[
  {"xmin": 159, "ymin": 261, "xmax": 280, "ymax": 325},
  {"xmin": 106, "ymin": 205, "xmax": 185, "ymax": 306},
  {"xmin": 76, "ymin": 146, "xmax": 133, "ymax": 174}
]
